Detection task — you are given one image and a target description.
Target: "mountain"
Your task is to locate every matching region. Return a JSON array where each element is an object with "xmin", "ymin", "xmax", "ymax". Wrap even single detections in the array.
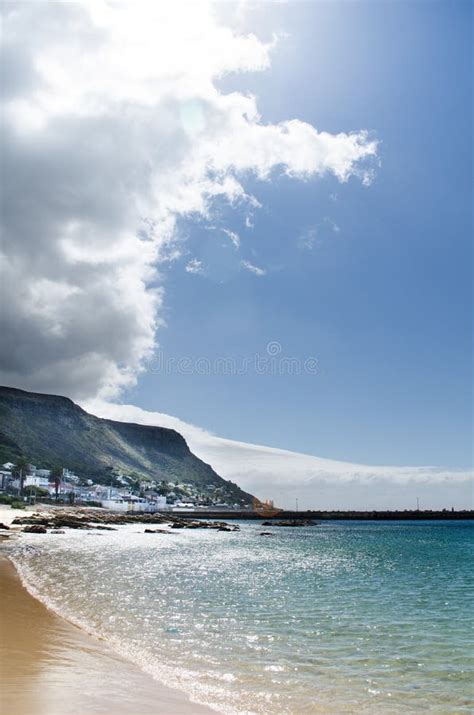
[{"xmin": 0, "ymin": 386, "xmax": 253, "ymax": 504}]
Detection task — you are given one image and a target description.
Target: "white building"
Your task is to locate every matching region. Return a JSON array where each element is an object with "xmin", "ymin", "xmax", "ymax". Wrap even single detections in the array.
[
  {"xmin": 11, "ymin": 473, "xmax": 48, "ymax": 490},
  {"xmin": 62, "ymin": 468, "xmax": 79, "ymax": 483},
  {"xmin": 101, "ymin": 496, "xmax": 160, "ymax": 513},
  {"xmin": 24, "ymin": 475, "xmax": 49, "ymax": 488},
  {"xmin": 172, "ymin": 501, "xmax": 196, "ymax": 511},
  {"xmin": 153, "ymin": 495, "xmax": 168, "ymax": 510},
  {"xmin": 100, "ymin": 494, "xmax": 168, "ymax": 512}
]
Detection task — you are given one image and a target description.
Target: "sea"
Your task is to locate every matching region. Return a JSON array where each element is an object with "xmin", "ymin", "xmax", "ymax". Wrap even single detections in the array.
[{"xmin": 9, "ymin": 520, "xmax": 474, "ymax": 714}]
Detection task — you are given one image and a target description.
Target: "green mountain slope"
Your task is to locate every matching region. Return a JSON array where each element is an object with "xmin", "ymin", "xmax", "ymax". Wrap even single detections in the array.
[{"xmin": 0, "ymin": 386, "xmax": 252, "ymax": 504}]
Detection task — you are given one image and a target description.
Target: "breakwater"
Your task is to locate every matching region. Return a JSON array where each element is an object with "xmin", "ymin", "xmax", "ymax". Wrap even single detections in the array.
[{"xmin": 171, "ymin": 509, "xmax": 474, "ymax": 521}]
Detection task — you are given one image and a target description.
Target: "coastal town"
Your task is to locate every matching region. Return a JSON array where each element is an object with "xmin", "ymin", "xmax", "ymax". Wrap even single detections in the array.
[{"xmin": 0, "ymin": 461, "xmax": 248, "ymax": 513}]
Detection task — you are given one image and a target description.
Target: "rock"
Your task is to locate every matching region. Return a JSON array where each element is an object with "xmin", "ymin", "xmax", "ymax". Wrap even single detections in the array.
[
  {"xmin": 0, "ymin": 523, "xmax": 10, "ymax": 530},
  {"xmin": 54, "ymin": 520, "xmax": 91, "ymax": 529},
  {"xmin": 260, "ymin": 532, "xmax": 274, "ymax": 536},
  {"xmin": 93, "ymin": 525, "xmax": 117, "ymax": 531},
  {"xmin": 11, "ymin": 508, "xmax": 239, "ymax": 533},
  {"xmin": 23, "ymin": 524, "xmax": 47, "ymax": 533},
  {"xmin": 144, "ymin": 528, "xmax": 172, "ymax": 534},
  {"xmin": 12, "ymin": 517, "xmax": 52, "ymax": 526},
  {"xmin": 50, "ymin": 529, "xmax": 66, "ymax": 534}
]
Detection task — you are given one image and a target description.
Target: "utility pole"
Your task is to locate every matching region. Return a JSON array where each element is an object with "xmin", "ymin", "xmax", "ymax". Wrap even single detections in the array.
[{"xmin": 416, "ymin": 497, "xmax": 420, "ymax": 511}]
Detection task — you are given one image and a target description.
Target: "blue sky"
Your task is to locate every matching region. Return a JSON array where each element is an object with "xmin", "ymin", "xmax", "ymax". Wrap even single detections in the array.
[
  {"xmin": 127, "ymin": 1, "xmax": 472, "ymax": 469},
  {"xmin": 5, "ymin": 1, "xmax": 470, "ymax": 507}
]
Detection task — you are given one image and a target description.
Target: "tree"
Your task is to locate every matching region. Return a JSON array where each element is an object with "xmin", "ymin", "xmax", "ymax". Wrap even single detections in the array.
[
  {"xmin": 13, "ymin": 457, "xmax": 30, "ymax": 496},
  {"xmin": 51, "ymin": 467, "xmax": 62, "ymax": 500}
]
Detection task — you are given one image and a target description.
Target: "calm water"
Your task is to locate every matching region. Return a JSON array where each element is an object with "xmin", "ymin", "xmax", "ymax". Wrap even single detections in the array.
[{"xmin": 10, "ymin": 520, "xmax": 474, "ymax": 714}]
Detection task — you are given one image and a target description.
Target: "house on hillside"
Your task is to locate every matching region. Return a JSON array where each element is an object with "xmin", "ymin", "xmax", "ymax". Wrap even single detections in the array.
[{"xmin": 24, "ymin": 475, "xmax": 49, "ymax": 489}]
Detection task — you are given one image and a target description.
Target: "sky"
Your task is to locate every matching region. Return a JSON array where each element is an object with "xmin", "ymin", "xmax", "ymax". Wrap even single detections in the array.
[{"xmin": 1, "ymin": 1, "xmax": 472, "ymax": 508}]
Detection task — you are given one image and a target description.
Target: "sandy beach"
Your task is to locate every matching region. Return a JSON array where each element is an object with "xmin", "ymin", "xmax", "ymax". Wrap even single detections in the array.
[
  {"xmin": 0, "ymin": 503, "xmax": 39, "ymax": 526},
  {"xmin": 0, "ymin": 554, "xmax": 215, "ymax": 715}
]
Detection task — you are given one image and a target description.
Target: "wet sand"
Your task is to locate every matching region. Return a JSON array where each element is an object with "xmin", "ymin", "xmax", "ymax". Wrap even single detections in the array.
[{"xmin": 0, "ymin": 557, "xmax": 215, "ymax": 715}]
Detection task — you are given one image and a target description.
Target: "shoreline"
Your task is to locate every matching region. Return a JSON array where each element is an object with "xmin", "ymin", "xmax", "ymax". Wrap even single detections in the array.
[{"xmin": 0, "ymin": 555, "xmax": 216, "ymax": 715}]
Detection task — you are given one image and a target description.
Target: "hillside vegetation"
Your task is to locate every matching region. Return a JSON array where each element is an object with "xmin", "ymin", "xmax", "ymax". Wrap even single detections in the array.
[{"xmin": 0, "ymin": 386, "xmax": 252, "ymax": 504}]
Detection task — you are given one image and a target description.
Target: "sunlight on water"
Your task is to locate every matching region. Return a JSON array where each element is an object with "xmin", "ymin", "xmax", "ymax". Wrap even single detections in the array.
[{"xmin": 11, "ymin": 521, "xmax": 474, "ymax": 714}]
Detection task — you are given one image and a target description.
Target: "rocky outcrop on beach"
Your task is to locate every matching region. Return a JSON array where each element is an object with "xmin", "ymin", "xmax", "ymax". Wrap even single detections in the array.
[
  {"xmin": 12, "ymin": 508, "xmax": 240, "ymax": 533},
  {"xmin": 23, "ymin": 524, "xmax": 47, "ymax": 533}
]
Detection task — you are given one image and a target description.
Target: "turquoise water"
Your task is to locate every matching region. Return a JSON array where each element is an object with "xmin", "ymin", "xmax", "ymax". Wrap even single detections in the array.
[{"xmin": 11, "ymin": 520, "xmax": 474, "ymax": 714}]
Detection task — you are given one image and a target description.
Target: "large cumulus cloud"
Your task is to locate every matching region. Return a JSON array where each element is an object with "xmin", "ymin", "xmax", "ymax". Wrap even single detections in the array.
[{"xmin": 1, "ymin": 2, "xmax": 378, "ymax": 399}]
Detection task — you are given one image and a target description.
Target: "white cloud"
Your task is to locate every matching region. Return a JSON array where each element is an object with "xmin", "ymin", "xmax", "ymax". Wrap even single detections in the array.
[
  {"xmin": 185, "ymin": 258, "xmax": 204, "ymax": 275},
  {"xmin": 327, "ymin": 219, "xmax": 340, "ymax": 233},
  {"xmin": 83, "ymin": 400, "xmax": 474, "ymax": 510},
  {"xmin": 298, "ymin": 227, "xmax": 318, "ymax": 250},
  {"xmin": 241, "ymin": 259, "xmax": 266, "ymax": 276},
  {"xmin": 298, "ymin": 218, "xmax": 340, "ymax": 250},
  {"xmin": 1, "ymin": 2, "xmax": 378, "ymax": 400},
  {"xmin": 222, "ymin": 228, "xmax": 241, "ymax": 249}
]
